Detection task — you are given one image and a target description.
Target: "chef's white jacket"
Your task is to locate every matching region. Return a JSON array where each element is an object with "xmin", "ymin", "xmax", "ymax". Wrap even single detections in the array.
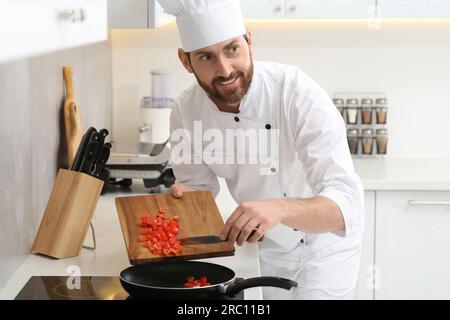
[{"xmin": 170, "ymin": 61, "xmax": 364, "ymax": 299}]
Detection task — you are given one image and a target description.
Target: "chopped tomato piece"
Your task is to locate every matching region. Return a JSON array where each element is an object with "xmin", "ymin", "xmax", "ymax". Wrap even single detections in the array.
[
  {"xmin": 183, "ymin": 276, "xmax": 209, "ymax": 288},
  {"xmin": 139, "ymin": 211, "xmax": 182, "ymax": 256},
  {"xmin": 183, "ymin": 282, "xmax": 195, "ymax": 288}
]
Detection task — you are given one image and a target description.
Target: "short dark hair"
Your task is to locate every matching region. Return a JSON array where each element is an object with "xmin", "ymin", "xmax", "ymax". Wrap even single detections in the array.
[{"xmin": 186, "ymin": 34, "xmax": 249, "ymax": 63}]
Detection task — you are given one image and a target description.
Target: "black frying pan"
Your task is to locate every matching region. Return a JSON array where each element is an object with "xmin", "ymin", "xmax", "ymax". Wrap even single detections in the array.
[{"xmin": 120, "ymin": 261, "xmax": 297, "ymax": 300}]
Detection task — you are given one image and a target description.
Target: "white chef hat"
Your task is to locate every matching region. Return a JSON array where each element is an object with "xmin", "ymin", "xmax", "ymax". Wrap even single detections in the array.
[{"xmin": 158, "ymin": 0, "xmax": 246, "ymax": 52}]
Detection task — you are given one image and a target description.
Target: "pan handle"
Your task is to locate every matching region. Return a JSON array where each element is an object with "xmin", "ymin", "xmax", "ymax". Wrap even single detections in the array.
[{"xmin": 225, "ymin": 277, "xmax": 298, "ymax": 297}]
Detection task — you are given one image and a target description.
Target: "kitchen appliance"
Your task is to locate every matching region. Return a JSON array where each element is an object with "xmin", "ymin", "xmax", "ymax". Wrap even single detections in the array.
[
  {"xmin": 119, "ymin": 261, "xmax": 297, "ymax": 300},
  {"xmin": 14, "ymin": 276, "xmax": 245, "ymax": 300},
  {"xmin": 104, "ymin": 69, "xmax": 175, "ymax": 193},
  {"xmin": 139, "ymin": 97, "xmax": 173, "ymax": 144},
  {"xmin": 115, "ymin": 191, "xmax": 235, "ymax": 265},
  {"xmin": 139, "ymin": 70, "xmax": 175, "ymax": 144},
  {"xmin": 104, "ymin": 140, "xmax": 175, "ymax": 193}
]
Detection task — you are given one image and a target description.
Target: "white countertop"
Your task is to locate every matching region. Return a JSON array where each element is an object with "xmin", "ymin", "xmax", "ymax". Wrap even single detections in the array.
[
  {"xmin": 354, "ymin": 157, "xmax": 450, "ymax": 191},
  {"xmin": 0, "ymin": 183, "xmax": 262, "ymax": 300}
]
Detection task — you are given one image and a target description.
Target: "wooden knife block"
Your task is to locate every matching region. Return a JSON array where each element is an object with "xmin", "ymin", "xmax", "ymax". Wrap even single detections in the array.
[{"xmin": 32, "ymin": 169, "xmax": 103, "ymax": 259}]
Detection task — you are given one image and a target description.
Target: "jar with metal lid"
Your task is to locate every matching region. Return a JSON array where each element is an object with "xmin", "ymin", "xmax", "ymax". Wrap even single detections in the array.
[
  {"xmin": 375, "ymin": 98, "xmax": 388, "ymax": 124},
  {"xmin": 346, "ymin": 99, "xmax": 359, "ymax": 125},
  {"xmin": 362, "ymin": 129, "xmax": 374, "ymax": 155},
  {"xmin": 347, "ymin": 129, "xmax": 359, "ymax": 155},
  {"xmin": 361, "ymin": 98, "xmax": 374, "ymax": 125},
  {"xmin": 333, "ymin": 98, "xmax": 345, "ymax": 118},
  {"xmin": 376, "ymin": 128, "xmax": 388, "ymax": 155}
]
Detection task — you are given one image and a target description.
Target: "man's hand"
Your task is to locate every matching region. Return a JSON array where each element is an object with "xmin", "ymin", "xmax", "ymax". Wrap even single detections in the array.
[
  {"xmin": 219, "ymin": 200, "xmax": 285, "ymax": 246},
  {"xmin": 170, "ymin": 183, "xmax": 195, "ymax": 198},
  {"xmin": 219, "ymin": 197, "xmax": 345, "ymax": 245}
]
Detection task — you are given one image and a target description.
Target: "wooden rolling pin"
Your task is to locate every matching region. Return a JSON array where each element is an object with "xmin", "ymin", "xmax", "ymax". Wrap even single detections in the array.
[{"xmin": 63, "ymin": 66, "xmax": 83, "ymax": 169}]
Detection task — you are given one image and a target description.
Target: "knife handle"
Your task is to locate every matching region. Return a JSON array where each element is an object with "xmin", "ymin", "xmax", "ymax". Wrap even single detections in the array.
[
  {"xmin": 97, "ymin": 128, "xmax": 109, "ymax": 145},
  {"xmin": 79, "ymin": 142, "xmax": 97, "ymax": 174},
  {"xmin": 93, "ymin": 143, "xmax": 111, "ymax": 178},
  {"xmin": 71, "ymin": 127, "xmax": 97, "ymax": 171}
]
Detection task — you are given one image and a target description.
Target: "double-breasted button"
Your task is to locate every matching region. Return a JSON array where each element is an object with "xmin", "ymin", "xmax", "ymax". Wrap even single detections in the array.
[
  {"xmin": 265, "ymin": 124, "xmax": 271, "ymax": 130},
  {"xmin": 234, "ymin": 116, "xmax": 240, "ymax": 122}
]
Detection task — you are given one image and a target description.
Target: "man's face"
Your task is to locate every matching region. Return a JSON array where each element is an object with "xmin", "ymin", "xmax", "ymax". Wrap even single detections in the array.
[{"xmin": 180, "ymin": 34, "xmax": 253, "ymax": 107}]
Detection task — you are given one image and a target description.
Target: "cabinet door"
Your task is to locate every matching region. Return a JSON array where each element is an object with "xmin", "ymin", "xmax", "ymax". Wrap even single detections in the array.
[
  {"xmin": 379, "ymin": 0, "xmax": 450, "ymax": 18},
  {"xmin": 286, "ymin": 0, "xmax": 376, "ymax": 18},
  {"xmin": 63, "ymin": 0, "xmax": 108, "ymax": 49},
  {"xmin": 375, "ymin": 191, "xmax": 450, "ymax": 299},
  {"xmin": 108, "ymin": 0, "xmax": 148, "ymax": 28},
  {"xmin": 0, "ymin": 0, "xmax": 107, "ymax": 65},
  {"xmin": 354, "ymin": 191, "xmax": 375, "ymax": 300},
  {"xmin": 108, "ymin": 0, "xmax": 174, "ymax": 28},
  {"xmin": 239, "ymin": 0, "xmax": 286, "ymax": 19}
]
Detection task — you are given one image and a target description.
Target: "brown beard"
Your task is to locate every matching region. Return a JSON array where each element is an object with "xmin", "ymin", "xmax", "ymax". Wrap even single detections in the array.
[{"xmin": 193, "ymin": 60, "xmax": 254, "ymax": 106}]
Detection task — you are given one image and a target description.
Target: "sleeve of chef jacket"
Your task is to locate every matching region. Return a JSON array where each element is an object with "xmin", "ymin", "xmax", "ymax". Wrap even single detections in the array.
[
  {"xmin": 290, "ymin": 77, "xmax": 364, "ymax": 238},
  {"xmin": 169, "ymin": 102, "xmax": 220, "ymax": 197}
]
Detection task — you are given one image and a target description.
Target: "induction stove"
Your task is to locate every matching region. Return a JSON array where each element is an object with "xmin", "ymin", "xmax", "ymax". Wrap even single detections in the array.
[{"xmin": 14, "ymin": 276, "xmax": 245, "ymax": 300}]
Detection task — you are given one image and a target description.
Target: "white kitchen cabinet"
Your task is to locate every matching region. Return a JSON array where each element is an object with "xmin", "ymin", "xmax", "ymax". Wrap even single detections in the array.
[
  {"xmin": 0, "ymin": 0, "xmax": 107, "ymax": 65},
  {"xmin": 239, "ymin": 0, "xmax": 286, "ymax": 19},
  {"xmin": 285, "ymin": 0, "xmax": 377, "ymax": 18},
  {"xmin": 108, "ymin": 0, "xmax": 174, "ymax": 28},
  {"xmin": 375, "ymin": 191, "xmax": 450, "ymax": 299},
  {"xmin": 379, "ymin": 0, "xmax": 450, "ymax": 18},
  {"xmin": 0, "ymin": 0, "xmax": 108, "ymax": 63},
  {"xmin": 354, "ymin": 191, "xmax": 376, "ymax": 300}
]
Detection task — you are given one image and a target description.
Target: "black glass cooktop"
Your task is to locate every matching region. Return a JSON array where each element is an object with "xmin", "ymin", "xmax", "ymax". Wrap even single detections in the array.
[{"xmin": 14, "ymin": 276, "xmax": 244, "ymax": 300}]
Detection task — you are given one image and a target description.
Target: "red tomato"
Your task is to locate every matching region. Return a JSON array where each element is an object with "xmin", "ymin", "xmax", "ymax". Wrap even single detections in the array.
[
  {"xmin": 183, "ymin": 282, "xmax": 194, "ymax": 288},
  {"xmin": 139, "ymin": 211, "xmax": 181, "ymax": 256},
  {"xmin": 183, "ymin": 276, "xmax": 209, "ymax": 288}
]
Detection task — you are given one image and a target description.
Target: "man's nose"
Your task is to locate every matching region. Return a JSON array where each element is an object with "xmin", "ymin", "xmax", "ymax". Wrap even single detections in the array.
[{"xmin": 215, "ymin": 56, "xmax": 233, "ymax": 78}]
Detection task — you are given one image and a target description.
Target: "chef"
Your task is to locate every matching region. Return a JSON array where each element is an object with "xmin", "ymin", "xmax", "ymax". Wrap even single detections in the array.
[{"xmin": 158, "ymin": 0, "xmax": 364, "ymax": 300}]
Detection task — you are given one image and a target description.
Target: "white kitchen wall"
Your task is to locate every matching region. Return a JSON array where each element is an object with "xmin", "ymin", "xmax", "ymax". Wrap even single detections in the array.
[
  {"xmin": 111, "ymin": 20, "xmax": 450, "ymax": 157},
  {"xmin": 0, "ymin": 39, "xmax": 112, "ymax": 289}
]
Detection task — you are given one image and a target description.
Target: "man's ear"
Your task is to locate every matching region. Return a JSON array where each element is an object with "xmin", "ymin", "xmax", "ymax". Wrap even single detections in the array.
[
  {"xmin": 246, "ymin": 29, "xmax": 254, "ymax": 58},
  {"xmin": 178, "ymin": 48, "xmax": 194, "ymax": 74}
]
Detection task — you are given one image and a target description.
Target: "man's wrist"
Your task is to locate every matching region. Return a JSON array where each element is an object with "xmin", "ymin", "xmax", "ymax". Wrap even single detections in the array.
[{"xmin": 273, "ymin": 198, "xmax": 304, "ymax": 227}]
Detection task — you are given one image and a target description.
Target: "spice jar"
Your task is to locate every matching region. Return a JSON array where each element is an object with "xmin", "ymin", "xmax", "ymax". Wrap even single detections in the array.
[
  {"xmin": 346, "ymin": 99, "xmax": 359, "ymax": 125},
  {"xmin": 362, "ymin": 129, "xmax": 374, "ymax": 155},
  {"xmin": 361, "ymin": 98, "xmax": 373, "ymax": 125},
  {"xmin": 333, "ymin": 98, "xmax": 345, "ymax": 118},
  {"xmin": 347, "ymin": 129, "xmax": 359, "ymax": 155},
  {"xmin": 375, "ymin": 98, "xmax": 388, "ymax": 124},
  {"xmin": 376, "ymin": 129, "xmax": 388, "ymax": 155}
]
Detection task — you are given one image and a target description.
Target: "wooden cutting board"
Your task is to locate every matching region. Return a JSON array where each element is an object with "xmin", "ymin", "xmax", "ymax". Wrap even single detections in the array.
[
  {"xmin": 63, "ymin": 66, "xmax": 83, "ymax": 169},
  {"xmin": 115, "ymin": 191, "xmax": 235, "ymax": 265}
]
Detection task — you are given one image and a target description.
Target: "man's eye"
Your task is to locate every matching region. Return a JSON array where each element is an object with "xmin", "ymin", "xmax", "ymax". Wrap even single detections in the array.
[
  {"xmin": 230, "ymin": 46, "xmax": 238, "ymax": 53},
  {"xmin": 199, "ymin": 55, "xmax": 210, "ymax": 61}
]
